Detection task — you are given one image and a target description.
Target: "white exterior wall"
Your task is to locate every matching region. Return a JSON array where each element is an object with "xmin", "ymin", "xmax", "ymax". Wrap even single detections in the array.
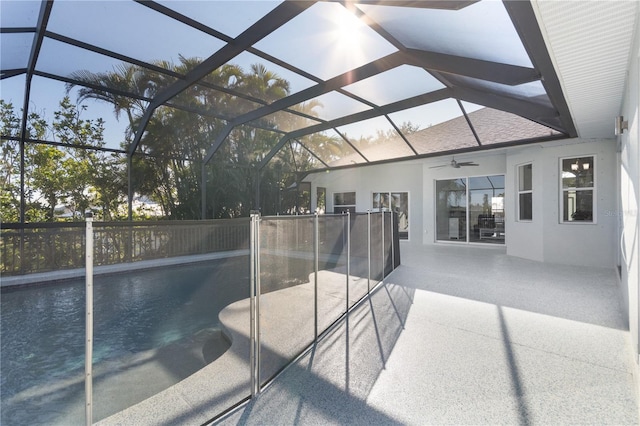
[
  {"xmin": 619, "ymin": 20, "xmax": 640, "ymax": 362},
  {"xmin": 309, "ymin": 162, "xmax": 423, "ymax": 242},
  {"xmin": 505, "ymin": 146, "xmax": 545, "ymax": 262},
  {"xmin": 541, "ymin": 141, "xmax": 617, "ymax": 268},
  {"xmin": 504, "ymin": 140, "xmax": 617, "ymax": 268},
  {"xmin": 308, "ymin": 140, "xmax": 616, "ymax": 269}
]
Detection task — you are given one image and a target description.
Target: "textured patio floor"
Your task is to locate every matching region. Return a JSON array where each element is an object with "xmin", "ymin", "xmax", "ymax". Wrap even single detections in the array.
[{"xmin": 213, "ymin": 243, "xmax": 639, "ymax": 425}]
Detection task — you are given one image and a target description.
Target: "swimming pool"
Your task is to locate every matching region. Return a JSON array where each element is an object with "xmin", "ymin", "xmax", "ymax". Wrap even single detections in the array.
[{"xmin": 1, "ymin": 255, "xmax": 312, "ymax": 425}]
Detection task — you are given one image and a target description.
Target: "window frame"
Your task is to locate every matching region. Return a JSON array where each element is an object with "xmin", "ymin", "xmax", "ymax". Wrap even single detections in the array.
[
  {"xmin": 559, "ymin": 155, "xmax": 596, "ymax": 224},
  {"xmin": 372, "ymin": 191, "xmax": 410, "ymax": 240},
  {"xmin": 333, "ymin": 191, "xmax": 356, "ymax": 214},
  {"xmin": 517, "ymin": 162, "xmax": 533, "ymax": 222}
]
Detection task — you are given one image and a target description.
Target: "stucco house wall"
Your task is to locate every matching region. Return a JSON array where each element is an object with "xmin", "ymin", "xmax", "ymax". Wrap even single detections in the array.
[
  {"xmin": 619, "ymin": 20, "xmax": 640, "ymax": 363},
  {"xmin": 307, "ymin": 138, "xmax": 616, "ymax": 269},
  {"xmin": 504, "ymin": 139, "xmax": 617, "ymax": 268}
]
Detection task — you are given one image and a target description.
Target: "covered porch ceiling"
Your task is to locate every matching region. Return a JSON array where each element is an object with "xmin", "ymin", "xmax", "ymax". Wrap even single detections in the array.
[{"xmin": 1, "ymin": 0, "xmax": 638, "ymax": 173}]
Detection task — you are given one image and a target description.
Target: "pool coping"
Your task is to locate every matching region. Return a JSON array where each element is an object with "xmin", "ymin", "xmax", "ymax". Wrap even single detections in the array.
[{"xmin": 0, "ymin": 250, "xmax": 250, "ymax": 288}]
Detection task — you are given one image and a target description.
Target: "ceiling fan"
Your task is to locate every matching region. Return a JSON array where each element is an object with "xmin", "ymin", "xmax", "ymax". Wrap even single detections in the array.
[{"xmin": 429, "ymin": 157, "xmax": 479, "ymax": 169}]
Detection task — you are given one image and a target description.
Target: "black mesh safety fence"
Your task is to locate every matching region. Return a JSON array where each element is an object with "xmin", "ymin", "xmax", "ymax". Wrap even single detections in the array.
[
  {"xmin": 1, "ymin": 219, "xmax": 250, "ymax": 276},
  {"xmin": 1, "ymin": 218, "xmax": 253, "ymax": 425},
  {"xmin": 90, "ymin": 218, "xmax": 253, "ymax": 424},
  {"xmin": 254, "ymin": 211, "xmax": 401, "ymax": 388},
  {"xmin": 258, "ymin": 215, "xmax": 316, "ymax": 388},
  {"xmin": 315, "ymin": 213, "xmax": 348, "ymax": 334},
  {"xmin": 1, "ymin": 212, "xmax": 399, "ymax": 426},
  {"xmin": 370, "ymin": 211, "xmax": 384, "ymax": 284}
]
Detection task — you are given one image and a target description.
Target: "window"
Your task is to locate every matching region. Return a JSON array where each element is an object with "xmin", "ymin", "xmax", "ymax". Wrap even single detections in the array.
[
  {"xmin": 518, "ymin": 163, "xmax": 533, "ymax": 221},
  {"xmin": 316, "ymin": 187, "xmax": 326, "ymax": 214},
  {"xmin": 436, "ymin": 175, "xmax": 505, "ymax": 245},
  {"xmin": 333, "ymin": 191, "xmax": 355, "ymax": 214},
  {"xmin": 373, "ymin": 192, "xmax": 409, "ymax": 239},
  {"xmin": 561, "ymin": 156, "xmax": 594, "ymax": 222}
]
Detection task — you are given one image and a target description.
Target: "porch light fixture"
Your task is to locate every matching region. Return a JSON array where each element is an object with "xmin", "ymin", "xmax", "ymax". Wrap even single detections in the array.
[
  {"xmin": 571, "ymin": 160, "xmax": 590, "ymax": 171},
  {"xmin": 615, "ymin": 115, "xmax": 628, "ymax": 135}
]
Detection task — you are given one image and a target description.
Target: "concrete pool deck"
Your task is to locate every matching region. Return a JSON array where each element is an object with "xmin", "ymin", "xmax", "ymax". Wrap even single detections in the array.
[
  {"xmin": 100, "ymin": 243, "xmax": 638, "ymax": 425},
  {"xmin": 97, "ymin": 264, "xmax": 378, "ymax": 425}
]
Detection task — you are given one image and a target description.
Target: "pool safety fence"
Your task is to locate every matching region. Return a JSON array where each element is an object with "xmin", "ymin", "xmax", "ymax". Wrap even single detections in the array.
[
  {"xmin": 78, "ymin": 211, "xmax": 398, "ymax": 425},
  {"xmin": 1, "ymin": 219, "xmax": 250, "ymax": 276}
]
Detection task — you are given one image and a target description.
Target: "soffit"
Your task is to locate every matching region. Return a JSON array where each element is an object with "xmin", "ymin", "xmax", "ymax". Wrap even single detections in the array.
[{"xmin": 532, "ymin": 0, "xmax": 639, "ymax": 139}]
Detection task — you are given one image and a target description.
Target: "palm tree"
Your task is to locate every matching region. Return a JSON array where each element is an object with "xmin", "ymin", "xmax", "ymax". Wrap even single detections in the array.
[
  {"xmin": 65, "ymin": 57, "xmax": 317, "ymax": 218},
  {"xmin": 68, "ymin": 63, "xmax": 149, "ymax": 136}
]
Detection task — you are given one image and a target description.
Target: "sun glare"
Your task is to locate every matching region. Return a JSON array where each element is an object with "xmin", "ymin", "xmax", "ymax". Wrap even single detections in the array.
[
  {"xmin": 335, "ymin": 11, "xmax": 362, "ymax": 50},
  {"xmin": 329, "ymin": 5, "xmax": 370, "ymax": 61}
]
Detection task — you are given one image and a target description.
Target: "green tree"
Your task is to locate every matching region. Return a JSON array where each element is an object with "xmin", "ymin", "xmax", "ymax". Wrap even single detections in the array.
[
  {"xmin": 0, "ymin": 100, "xmax": 22, "ymax": 222},
  {"xmin": 0, "ymin": 98, "xmax": 125, "ymax": 222},
  {"xmin": 69, "ymin": 57, "xmax": 298, "ymax": 219},
  {"xmin": 1, "ymin": 102, "xmax": 51, "ymax": 222}
]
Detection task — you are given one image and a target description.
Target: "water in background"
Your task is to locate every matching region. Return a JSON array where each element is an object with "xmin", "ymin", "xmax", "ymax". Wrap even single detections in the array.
[{"xmin": 1, "ymin": 256, "xmax": 253, "ymax": 425}]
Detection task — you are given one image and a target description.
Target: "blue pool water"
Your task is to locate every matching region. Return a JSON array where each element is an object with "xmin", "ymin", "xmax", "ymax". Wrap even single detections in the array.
[{"xmin": 1, "ymin": 256, "xmax": 252, "ymax": 425}]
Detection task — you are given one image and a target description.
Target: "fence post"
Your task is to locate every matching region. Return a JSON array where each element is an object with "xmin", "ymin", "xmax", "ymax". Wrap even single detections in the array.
[
  {"xmin": 391, "ymin": 211, "xmax": 396, "ymax": 271},
  {"xmin": 367, "ymin": 210, "xmax": 371, "ymax": 294},
  {"xmin": 314, "ymin": 213, "xmax": 319, "ymax": 341},
  {"xmin": 249, "ymin": 211, "xmax": 261, "ymax": 396},
  {"xmin": 346, "ymin": 211, "xmax": 350, "ymax": 312},
  {"xmin": 85, "ymin": 213, "xmax": 94, "ymax": 426},
  {"xmin": 381, "ymin": 210, "xmax": 385, "ymax": 284}
]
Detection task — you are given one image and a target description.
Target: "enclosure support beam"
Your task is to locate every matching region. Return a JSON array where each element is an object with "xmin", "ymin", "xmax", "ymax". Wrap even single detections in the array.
[
  {"xmin": 127, "ymin": 155, "xmax": 133, "ymax": 221},
  {"xmin": 18, "ymin": 1, "xmax": 53, "ymax": 223},
  {"xmin": 254, "ymin": 169, "xmax": 261, "ymax": 212},
  {"xmin": 256, "ymin": 89, "xmax": 451, "ymax": 171},
  {"xmin": 127, "ymin": 0, "xmax": 315, "ymax": 177},
  {"xmin": 503, "ymin": 1, "xmax": 578, "ymax": 138}
]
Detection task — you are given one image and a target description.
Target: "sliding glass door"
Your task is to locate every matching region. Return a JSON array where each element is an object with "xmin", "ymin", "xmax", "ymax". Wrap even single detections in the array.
[
  {"xmin": 436, "ymin": 179, "xmax": 467, "ymax": 241},
  {"xmin": 436, "ymin": 175, "xmax": 505, "ymax": 245}
]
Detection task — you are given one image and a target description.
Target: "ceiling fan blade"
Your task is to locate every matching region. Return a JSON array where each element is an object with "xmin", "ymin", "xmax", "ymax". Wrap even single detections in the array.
[
  {"xmin": 457, "ymin": 162, "xmax": 479, "ymax": 167},
  {"xmin": 429, "ymin": 164, "xmax": 449, "ymax": 169}
]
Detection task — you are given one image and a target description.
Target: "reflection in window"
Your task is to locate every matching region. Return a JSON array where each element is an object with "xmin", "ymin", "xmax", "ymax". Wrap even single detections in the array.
[
  {"xmin": 373, "ymin": 192, "xmax": 409, "ymax": 240},
  {"xmin": 334, "ymin": 191, "xmax": 355, "ymax": 214},
  {"xmin": 469, "ymin": 175, "xmax": 504, "ymax": 244},
  {"xmin": 436, "ymin": 179, "xmax": 467, "ymax": 242},
  {"xmin": 561, "ymin": 156, "xmax": 594, "ymax": 222},
  {"xmin": 518, "ymin": 163, "xmax": 533, "ymax": 221},
  {"xmin": 372, "ymin": 192, "xmax": 390, "ymax": 210},
  {"xmin": 436, "ymin": 176, "xmax": 505, "ymax": 244},
  {"xmin": 316, "ymin": 187, "xmax": 326, "ymax": 214}
]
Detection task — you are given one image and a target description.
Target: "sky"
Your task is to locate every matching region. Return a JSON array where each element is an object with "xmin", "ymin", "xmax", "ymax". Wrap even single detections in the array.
[{"xmin": 0, "ymin": 0, "xmax": 524, "ymax": 152}]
